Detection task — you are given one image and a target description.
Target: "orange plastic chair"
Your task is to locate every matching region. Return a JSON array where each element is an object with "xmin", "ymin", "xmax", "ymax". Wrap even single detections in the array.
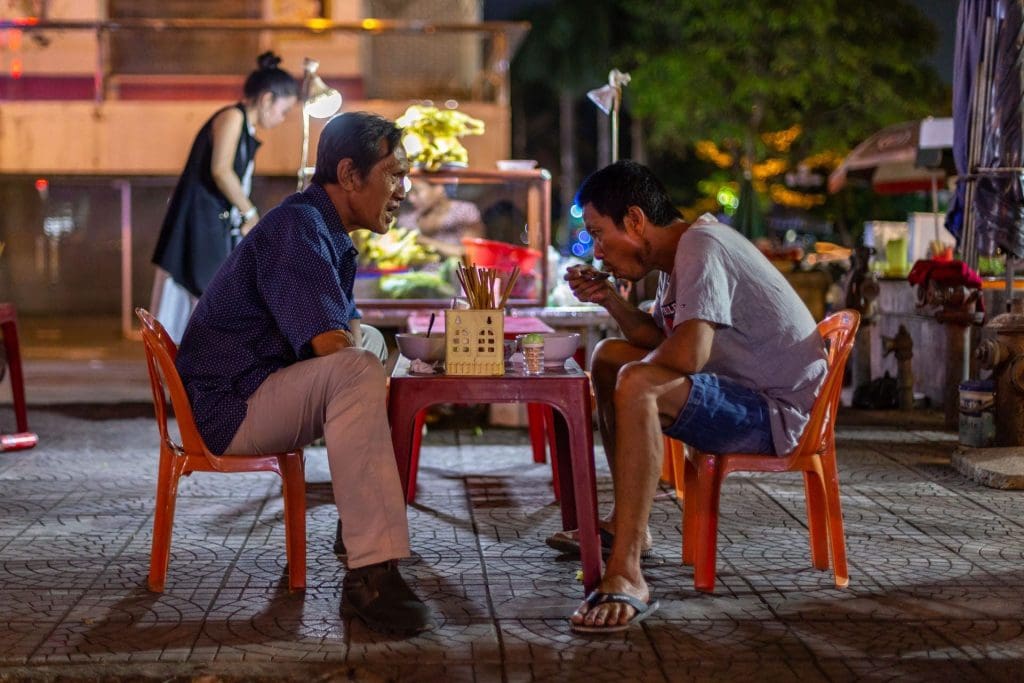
[
  {"xmin": 661, "ymin": 436, "xmax": 686, "ymax": 499},
  {"xmin": 681, "ymin": 309, "xmax": 860, "ymax": 593},
  {"xmin": 136, "ymin": 308, "xmax": 306, "ymax": 592}
]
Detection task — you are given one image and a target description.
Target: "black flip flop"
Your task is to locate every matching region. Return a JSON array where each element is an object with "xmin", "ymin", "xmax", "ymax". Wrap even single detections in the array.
[
  {"xmin": 545, "ymin": 527, "xmax": 653, "ymax": 559},
  {"xmin": 569, "ymin": 590, "xmax": 660, "ymax": 633}
]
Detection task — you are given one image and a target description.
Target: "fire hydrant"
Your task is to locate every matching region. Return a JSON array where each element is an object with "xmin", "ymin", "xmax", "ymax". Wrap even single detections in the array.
[
  {"xmin": 975, "ymin": 297, "xmax": 1024, "ymax": 446},
  {"xmin": 882, "ymin": 324, "xmax": 914, "ymax": 411},
  {"xmin": 913, "ymin": 278, "xmax": 983, "ymax": 429}
]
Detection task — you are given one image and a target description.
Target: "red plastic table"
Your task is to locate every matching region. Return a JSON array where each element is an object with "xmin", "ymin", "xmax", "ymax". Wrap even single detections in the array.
[
  {"xmin": 406, "ymin": 312, "xmax": 558, "ymax": 470},
  {"xmin": 0, "ymin": 303, "xmax": 38, "ymax": 452},
  {"xmin": 387, "ymin": 356, "xmax": 602, "ymax": 594}
]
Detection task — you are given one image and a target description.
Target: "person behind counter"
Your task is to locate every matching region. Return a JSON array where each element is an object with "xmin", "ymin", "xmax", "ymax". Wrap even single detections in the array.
[
  {"xmin": 174, "ymin": 111, "xmax": 431, "ymax": 636},
  {"xmin": 397, "ymin": 178, "xmax": 483, "ymax": 257},
  {"xmin": 556, "ymin": 160, "xmax": 827, "ymax": 633},
  {"xmin": 150, "ymin": 51, "xmax": 298, "ymax": 341}
]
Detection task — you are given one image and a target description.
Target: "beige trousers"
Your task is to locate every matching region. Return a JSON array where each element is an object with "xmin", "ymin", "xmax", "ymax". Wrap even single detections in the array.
[{"xmin": 225, "ymin": 325, "xmax": 409, "ymax": 569}]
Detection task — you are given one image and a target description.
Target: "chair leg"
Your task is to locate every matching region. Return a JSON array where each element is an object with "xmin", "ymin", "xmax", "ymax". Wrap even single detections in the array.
[
  {"xmin": 667, "ymin": 438, "xmax": 686, "ymax": 499},
  {"xmin": 822, "ymin": 450, "xmax": 850, "ymax": 587},
  {"xmin": 279, "ymin": 453, "xmax": 307, "ymax": 591},
  {"xmin": 1, "ymin": 317, "xmax": 30, "ymax": 434},
  {"xmin": 693, "ymin": 454, "xmax": 723, "ymax": 593},
  {"xmin": 660, "ymin": 436, "xmax": 676, "ymax": 486},
  {"xmin": 803, "ymin": 465, "xmax": 830, "ymax": 571},
  {"xmin": 148, "ymin": 446, "xmax": 181, "ymax": 593},
  {"xmin": 682, "ymin": 452, "xmax": 699, "ymax": 566}
]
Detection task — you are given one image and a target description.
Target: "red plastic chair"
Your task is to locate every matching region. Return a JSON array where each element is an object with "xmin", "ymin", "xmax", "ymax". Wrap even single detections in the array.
[
  {"xmin": 0, "ymin": 302, "xmax": 38, "ymax": 452},
  {"xmin": 681, "ymin": 309, "xmax": 860, "ymax": 593},
  {"xmin": 136, "ymin": 308, "xmax": 306, "ymax": 592}
]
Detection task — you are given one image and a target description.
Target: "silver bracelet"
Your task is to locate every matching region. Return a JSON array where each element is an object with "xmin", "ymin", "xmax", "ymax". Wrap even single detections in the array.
[{"xmin": 242, "ymin": 206, "xmax": 258, "ymax": 221}]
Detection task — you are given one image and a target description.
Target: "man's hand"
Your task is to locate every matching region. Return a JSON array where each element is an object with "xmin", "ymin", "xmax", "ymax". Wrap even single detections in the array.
[
  {"xmin": 565, "ymin": 264, "xmax": 616, "ymax": 306},
  {"xmin": 311, "ymin": 328, "xmax": 356, "ymax": 356}
]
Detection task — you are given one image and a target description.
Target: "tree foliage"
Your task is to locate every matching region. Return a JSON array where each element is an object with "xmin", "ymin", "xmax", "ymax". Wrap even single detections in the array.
[{"xmin": 619, "ymin": 0, "xmax": 949, "ymax": 171}]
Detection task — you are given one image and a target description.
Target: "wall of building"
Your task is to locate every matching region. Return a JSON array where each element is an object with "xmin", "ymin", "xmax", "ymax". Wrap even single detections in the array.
[{"xmin": 0, "ymin": 99, "xmax": 508, "ymax": 175}]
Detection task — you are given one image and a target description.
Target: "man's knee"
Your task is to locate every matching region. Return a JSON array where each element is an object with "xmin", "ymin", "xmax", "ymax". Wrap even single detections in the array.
[
  {"xmin": 614, "ymin": 360, "xmax": 659, "ymax": 401},
  {"xmin": 323, "ymin": 347, "xmax": 387, "ymax": 391},
  {"xmin": 592, "ymin": 338, "xmax": 642, "ymax": 386}
]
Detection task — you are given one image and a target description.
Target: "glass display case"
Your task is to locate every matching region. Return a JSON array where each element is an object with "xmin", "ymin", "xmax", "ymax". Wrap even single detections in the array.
[{"xmin": 352, "ymin": 167, "xmax": 551, "ymax": 309}]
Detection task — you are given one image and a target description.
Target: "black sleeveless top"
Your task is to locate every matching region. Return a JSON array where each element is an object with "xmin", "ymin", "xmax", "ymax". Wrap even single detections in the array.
[{"xmin": 151, "ymin": 103, "xmax": 261, "ymax": 297}]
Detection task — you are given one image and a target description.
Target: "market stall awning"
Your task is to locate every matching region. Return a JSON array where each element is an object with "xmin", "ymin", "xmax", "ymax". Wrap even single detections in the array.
[{"xmin": 827, "ymin": 118, "xmax": 953, "ymax": 195}]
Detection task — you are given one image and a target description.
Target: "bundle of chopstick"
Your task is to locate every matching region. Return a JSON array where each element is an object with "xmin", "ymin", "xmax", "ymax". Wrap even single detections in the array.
[{"xmin": 456, "ymin": 263, "xmax": 520, "ymax": 309}]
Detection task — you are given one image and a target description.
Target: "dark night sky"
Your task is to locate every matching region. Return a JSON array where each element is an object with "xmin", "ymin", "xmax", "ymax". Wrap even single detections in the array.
[{"xmin": 909, "ymin": 0, "xmax": 959, "ymax": 83}]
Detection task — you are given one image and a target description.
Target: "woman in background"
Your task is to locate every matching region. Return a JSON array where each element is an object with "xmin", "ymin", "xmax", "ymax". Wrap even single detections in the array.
[
  {"xmin": 398, "ymin": 178, "xmax": 484, "ymax": 258},
  {"xmin": 150, "ymin": 51, "xmax": 298, "ymax": 341}
]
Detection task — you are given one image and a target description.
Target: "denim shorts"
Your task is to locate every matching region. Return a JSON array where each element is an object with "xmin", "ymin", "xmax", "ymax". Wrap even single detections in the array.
[{"xmin": 663, "ymin": 373, "xmax": 776, "ymax": 455}]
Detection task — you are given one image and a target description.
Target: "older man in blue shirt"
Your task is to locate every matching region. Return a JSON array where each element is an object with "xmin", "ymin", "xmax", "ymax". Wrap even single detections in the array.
[{"xmin": 176, "ymin": 112, "xmax": 429, "ymax": 635}]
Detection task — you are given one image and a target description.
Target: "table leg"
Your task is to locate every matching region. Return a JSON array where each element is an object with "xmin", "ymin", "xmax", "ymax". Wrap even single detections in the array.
[
  {"xmin": 551, "ymin": 393, "xmax": 601, "ymax": 595},
  {"xmin": 387, "ymin": 384, "xmax": 424, "ymax": 504},
  {"xmin": 527, "ymin": 403, "xmax": 547, "ymax": 463}
]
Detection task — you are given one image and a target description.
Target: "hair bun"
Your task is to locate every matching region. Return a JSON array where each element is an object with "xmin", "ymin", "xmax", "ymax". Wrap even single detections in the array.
[{"xmin": 257, "ymin": 51, "xmax": 282, "ymax": 70}]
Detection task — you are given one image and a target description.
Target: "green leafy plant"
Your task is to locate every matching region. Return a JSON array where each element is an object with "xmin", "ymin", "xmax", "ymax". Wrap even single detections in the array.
[{"xmin": 396, "ymin": 105, "xmax": 485, "ymax": 170}]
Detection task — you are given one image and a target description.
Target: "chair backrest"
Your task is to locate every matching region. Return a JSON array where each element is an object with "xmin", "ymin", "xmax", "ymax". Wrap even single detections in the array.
[
  {"xmin": 136, "ymin": 308, "xmax": 210, "ymax": 457},
  {"xmin": 790, "ymin": 309, "xmax": 861, "ymax": 458}
]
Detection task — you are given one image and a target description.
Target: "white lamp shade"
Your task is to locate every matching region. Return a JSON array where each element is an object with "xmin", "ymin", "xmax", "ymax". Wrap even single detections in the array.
[
  {"xmin": 305, "ymin": 87, "xmax": 342, "ymax": 118},
  {"xmin": 587, "ymin": 84, "xmax": 616, "ymax": 115}
]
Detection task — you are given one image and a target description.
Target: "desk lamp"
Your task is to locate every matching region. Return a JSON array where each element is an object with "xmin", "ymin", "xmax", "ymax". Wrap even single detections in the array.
[
  {"xmin": 587, "ymin": 68, "xmax": 631, "ymax": 163},
  {"xmin": 297, "ymin": 58, "xmax": 343, "ymax": 190}
]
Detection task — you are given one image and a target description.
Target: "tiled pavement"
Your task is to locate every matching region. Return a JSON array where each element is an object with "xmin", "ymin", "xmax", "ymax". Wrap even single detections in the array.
[{"xmin": 1, "ymin": 404, "xmax": 1023, "ymax": 682}]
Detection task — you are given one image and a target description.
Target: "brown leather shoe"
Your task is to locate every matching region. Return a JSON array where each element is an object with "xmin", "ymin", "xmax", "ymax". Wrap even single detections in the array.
[{"xmin": 342, "ymin": 560, "xmax": 432, "ymax": 635}]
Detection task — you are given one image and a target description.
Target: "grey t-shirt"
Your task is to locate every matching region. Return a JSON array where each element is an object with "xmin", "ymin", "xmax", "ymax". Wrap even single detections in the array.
[{"xmin": 653, "ymin": 214, "xmax": 827, "ymax": 454}]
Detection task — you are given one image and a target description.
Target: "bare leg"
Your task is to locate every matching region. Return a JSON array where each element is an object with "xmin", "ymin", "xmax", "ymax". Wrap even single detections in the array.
[
  {"xmin": 572, "ymin": 360, "xmax": 692, "ymax": 629},
  {"xmin": 590, "ymin": 339, "xmax": 648, "ymax": 528}
]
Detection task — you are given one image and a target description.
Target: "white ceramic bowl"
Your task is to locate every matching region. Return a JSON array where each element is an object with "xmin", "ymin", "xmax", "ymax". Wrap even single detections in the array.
[
  {"xmin": 516, "ymin": 332, "xmax": 581, "ymax": 367},
  {"xmin": 496, "ymin": 159, "xmax": 538, "ymax": 171},
  {"xmin": 395, "ymin": 332, "xmax": 446, "ymax": 362}
]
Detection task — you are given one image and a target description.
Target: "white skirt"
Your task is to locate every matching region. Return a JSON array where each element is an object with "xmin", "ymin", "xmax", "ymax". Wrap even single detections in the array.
[{"xmin": 150, "ymin": 269, "xmax": 197, "ymax": 344}]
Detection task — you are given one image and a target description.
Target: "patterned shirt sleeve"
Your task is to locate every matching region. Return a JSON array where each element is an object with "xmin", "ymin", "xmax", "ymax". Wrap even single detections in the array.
[{"xmin": 254, "ymin": 205, "xmax": 354, "ymax": 359}]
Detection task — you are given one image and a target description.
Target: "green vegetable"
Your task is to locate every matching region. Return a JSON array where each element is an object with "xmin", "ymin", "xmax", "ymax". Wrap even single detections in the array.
[
  {"xmin": 522, "ymin": 333, "xmax": 545, "ymax": 345},
  {"xmin": 379, "ymin": 272, "xmax": 455, "ymax": 299}
]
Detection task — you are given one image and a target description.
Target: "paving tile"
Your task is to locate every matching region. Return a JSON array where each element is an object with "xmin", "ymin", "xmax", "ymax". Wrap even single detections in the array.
[
  {"xmin": 764, "ymin": 584, "xmax": 1024, "ymax": 622},
  {"xmin": 926, "ymin": 619, "xmax": 1024, "ymax": 660},
  {"xmin": 26, "ymin": 590, "xmax": 215, "ymax": 663},
  {"xmin": 499, "ymin": 618, "xmax": 660, "ymax": 664},
  {"xmin": 3, "ymin": 406, "xmax": 1024, "ymax": 679},
  {"xmin": 815, "ymin": 657, "xmax": 990, "ymax": 682},
  {"xmin": 344, "ymin": 621, "xmax": 501, "ymax": 664},
  {"xmin": 787, "ymin": 619, "xmax": 967, "ymax": 660},
  {"xmin": 0, "ymin": 620, "xmax": 60, "ymax": 664},
  {"xmin": 646, "ymin": 618, "xmax": 812, "ymax": 661}
]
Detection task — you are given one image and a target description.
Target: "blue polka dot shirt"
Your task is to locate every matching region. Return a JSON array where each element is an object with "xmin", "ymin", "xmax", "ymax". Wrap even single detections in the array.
[{"xmin": 176, "ymin": 183, "xmax": 360, "ymax": 454}]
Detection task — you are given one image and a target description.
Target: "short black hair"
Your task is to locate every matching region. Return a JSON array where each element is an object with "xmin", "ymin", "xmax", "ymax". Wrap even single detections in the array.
[
  {"xmin": 312, "ymin": 112, "xmax": 404, "ymax": 185},
  {"xmin": 575, "ymin": 160, "xmax": 682, "ymax": 227},
  {"xmin": 243, "ymin": 51, "xmax": 298, "ymax": 101}
]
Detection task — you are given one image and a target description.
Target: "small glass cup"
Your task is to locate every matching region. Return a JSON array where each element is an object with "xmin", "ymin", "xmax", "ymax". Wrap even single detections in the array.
[{"xmin": 522, "ymin": 342, "xmax": 545, "ymax": 375}]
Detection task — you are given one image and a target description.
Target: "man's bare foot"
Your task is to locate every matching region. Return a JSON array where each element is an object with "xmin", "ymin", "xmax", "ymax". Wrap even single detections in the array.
[{"xmin": 570, "ymin": 573, "xmax": 651, "ymax": 630}]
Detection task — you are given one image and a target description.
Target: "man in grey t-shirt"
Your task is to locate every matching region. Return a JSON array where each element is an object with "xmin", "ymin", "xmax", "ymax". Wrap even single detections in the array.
[{"xmin": 560, "ymin": 161, "xmax": 826, "ymax": 634}]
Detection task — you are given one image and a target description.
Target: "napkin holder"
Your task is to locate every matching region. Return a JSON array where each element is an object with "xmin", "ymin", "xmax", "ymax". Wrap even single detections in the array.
[{"xmin": 445, "ymin": 309, "xmax": 504, "ymax": 376}]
